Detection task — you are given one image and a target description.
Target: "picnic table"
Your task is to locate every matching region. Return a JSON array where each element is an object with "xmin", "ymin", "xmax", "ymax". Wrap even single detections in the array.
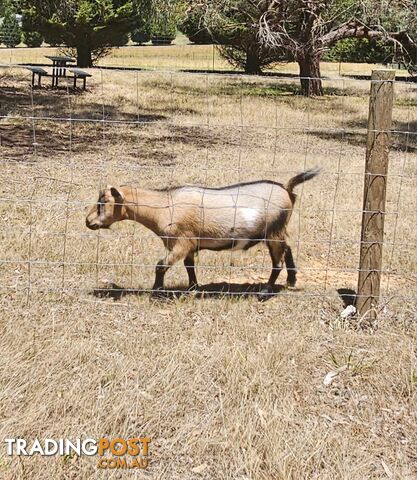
[
  {"xmin": 45, "ymin": 55, "xmax": 76, "ymax": 87},
  {"xmin": 25, "ymin": 56, "xmax": 93, "ymax": 90}
]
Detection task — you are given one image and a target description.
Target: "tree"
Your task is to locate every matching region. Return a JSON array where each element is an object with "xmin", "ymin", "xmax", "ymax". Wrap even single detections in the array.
[
  {"xmin": 0, "ymin": 0, "xmax": 8, "ymax": 17},
  {"xmin": 21, "ymin": 0, "xmax": 139, "ymax": 67},
  {"xmin": 188, "ymin": 0, "xmax": 283, "ymax": 73},
  {"xmin": 131, "ymin": 25, "xmax": 151, "ymax": 45},
  {"xmin": 0, "ymin": 8, "xmax": 21, "ymax": 47},
  {"xmin": 197, "ymin": 0, "xmax": 417, "ymax": 95},
  {"xmin": 257, "ymin": 0, "xmax": 417, "ymax": 95},
  {"xmin": 181, "ymin": 6, "xmax": 213, "ymax": 44}
]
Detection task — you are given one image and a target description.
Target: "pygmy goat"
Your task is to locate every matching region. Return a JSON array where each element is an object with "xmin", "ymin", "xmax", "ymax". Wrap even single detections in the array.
[{"xmin": 86, "ymin": 167, "xmax": 320, "ymax": 299}]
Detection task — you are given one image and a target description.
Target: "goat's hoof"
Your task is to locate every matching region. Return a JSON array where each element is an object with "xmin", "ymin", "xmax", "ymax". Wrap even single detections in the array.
[
  {"xmin": 258, "ymin": 285, "xmax": 274, "ymax": 302},
  {"xmin": 286, "ymin": 274, "xmax": 297, "ymax": 288},
  {"xmin": 151, "ymin": 289, "xmax": 166, "ymax": 301}
]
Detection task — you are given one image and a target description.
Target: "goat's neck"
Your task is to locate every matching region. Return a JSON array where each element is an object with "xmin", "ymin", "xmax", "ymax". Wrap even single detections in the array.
[{"xmin": 122, "ymin": 186, "xmax": 168, "ymax": 234}]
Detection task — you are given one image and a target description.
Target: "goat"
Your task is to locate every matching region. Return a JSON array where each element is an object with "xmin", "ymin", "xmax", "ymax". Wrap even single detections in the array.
[{"xmin": 85, "ymin": 167, "xmax": 320, "ymax": 299}]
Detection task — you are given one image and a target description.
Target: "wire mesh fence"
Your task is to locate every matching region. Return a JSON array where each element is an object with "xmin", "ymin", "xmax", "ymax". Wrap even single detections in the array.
[{"xmin": 0, "ymin": 64, "xmax": 416, "ymax": 317}]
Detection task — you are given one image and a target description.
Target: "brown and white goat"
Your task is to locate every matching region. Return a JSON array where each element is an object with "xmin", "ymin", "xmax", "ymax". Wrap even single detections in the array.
[{"xmin": 85, "ymin": 167, "xmax": 320, "ymax": 299}]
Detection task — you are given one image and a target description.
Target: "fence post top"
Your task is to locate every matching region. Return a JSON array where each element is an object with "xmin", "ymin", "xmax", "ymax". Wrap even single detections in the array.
[{"xmin": 371, "ymin": 69, "xmax": 396, "ymax": 81}]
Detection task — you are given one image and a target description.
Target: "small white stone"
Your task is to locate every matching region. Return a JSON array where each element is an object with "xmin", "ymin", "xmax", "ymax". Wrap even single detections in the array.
[
  {"xmin": 323, "ymin": 364, "xmax": 348, "ymax": 386},
  {"xmin": 340, "ymin": 304, "xmax": 357, "ymax": 318}
]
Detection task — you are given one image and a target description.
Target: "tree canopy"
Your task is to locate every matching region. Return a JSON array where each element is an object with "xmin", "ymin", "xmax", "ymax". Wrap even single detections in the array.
[
  {"xmin": 150, "ymin": 0, "xmax": 185, "ymax": 40},
  {"xmin": 324, "ymin": 38, "xmax": 393, "ymax": 64},
  {"xmin": 188, "ymin": 0, "xmax": 281, "ymax": 73},
  {"xmin": 258, "ymin": 0, "xmax": 417, "ymax": 94},
  {"xmin": 21, "ymin": 0, "xmax": 140, "ymax": 66},
  {"xmin": 131, "ymin": 0, "xmax": 153, "ymax": 44},
  {"xmin": 193, "ymin": 0, "xmax": 417, "ymax": 95}
]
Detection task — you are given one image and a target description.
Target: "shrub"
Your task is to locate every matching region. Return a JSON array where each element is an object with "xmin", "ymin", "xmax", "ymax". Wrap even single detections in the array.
[
  {"xmin": 22, "ymin": 30, "xmax": 43, "ymax": 48},
  {"xmin": 0, "ymin": 10, "xmax": 21, "ymax": 48},
  {"xmin": 324, "ymin": 38, "xmax": 393, "ymax": 64},
  {"xmin": 131, "ymin": 28, "xmax": 151, "ymax": 45}
]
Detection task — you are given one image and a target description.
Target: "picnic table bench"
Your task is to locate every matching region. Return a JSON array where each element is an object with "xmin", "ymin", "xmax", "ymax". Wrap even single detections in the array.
[
  {"xmin": 26, "ymin": 66, "xmax": 49, "ymax": 87},
  {"xmin": 68, "ymin": 68, "xmax": 92, "ymax": 90}
]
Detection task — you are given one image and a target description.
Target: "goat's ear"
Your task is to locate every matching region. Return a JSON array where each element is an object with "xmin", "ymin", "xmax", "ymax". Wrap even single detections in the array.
[{"xmin": 110, "ymin": 187, "xmax": 124, "ymax": 203}]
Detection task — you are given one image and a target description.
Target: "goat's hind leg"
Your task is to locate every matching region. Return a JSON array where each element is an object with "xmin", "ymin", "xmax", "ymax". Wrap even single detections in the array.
[
  {"xmin": 285, "ymin": 245, "xmax": 297, "ymax": 288},
  {"xmin": 258, "ymin": 237, "xmax": 287, "ymax": 302}
]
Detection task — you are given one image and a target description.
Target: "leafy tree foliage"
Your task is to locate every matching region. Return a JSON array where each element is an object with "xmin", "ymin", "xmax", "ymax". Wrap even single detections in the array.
[
  {"xmin": 324, "ymin": 38, "xmax": 393, "ymax": 64},
  {"xmin": 195, "ymin": 0, "xmax": 417, "ymax": 95},
  {"xmin": 257, "ymin": 0, "xmax": 417, "ymax": 95},
  {"xmin": 131, "ymin": 25, "xmax": 151, "ymax": 44},
  {"xmin": 187, "ymin": 1, "xmax": 283, "ymax": 73},
  {"xmin": 131, "ymin": 0, "xmax": 153, "ymax": 44},
  {"xmin": 150, "ymin": 0, "xmax": 185, "ymax": 43},
  {"xmin": 21, "ymin": 0, "xmax": 139, "ymax": 67},
  {"xmin": 180, "ymin": 6, "xmax": 213, "ymax": 44}
]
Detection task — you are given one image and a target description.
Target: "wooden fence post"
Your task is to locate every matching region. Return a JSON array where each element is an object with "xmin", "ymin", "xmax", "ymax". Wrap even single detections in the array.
[{"xmin": 356, "ymin": 69, "xmax": 395, "ymax": 319}]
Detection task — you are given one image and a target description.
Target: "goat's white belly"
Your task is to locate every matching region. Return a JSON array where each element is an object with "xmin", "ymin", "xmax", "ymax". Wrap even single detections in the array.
[
  {"xmin": 199, "ymin": 234, "xmax": 257, "ymax": 251},
  {"xmin": 198, "ymin": 238, "xmax": 251, "ymax": 251},
  {"xmin": 240, "ymin": 207, "xmax": 259, "ymax": 228},
  {"xmin": 197, "ymin": 205, "xmax": 262, "ymax": 251},
  {"xmin": 231, "ymin": 207, "xmax": 260, "ymax": 249}
]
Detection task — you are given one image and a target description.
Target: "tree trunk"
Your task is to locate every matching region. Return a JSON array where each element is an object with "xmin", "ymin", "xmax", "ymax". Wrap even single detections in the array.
[
  {"xmin": 76, "ymin": 44, "xmax": 93, "ymax": 68},
  {"xmin": 244, "ymin": 47, "xmax": 262, "ymax": 75},
  {"xmin": 297, "ymin": 53, "xmax": 323, "ymax": 96}
]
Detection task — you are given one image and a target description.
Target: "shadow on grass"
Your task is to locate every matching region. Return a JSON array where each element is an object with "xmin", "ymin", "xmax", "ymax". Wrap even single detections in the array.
[
  {"xmin": 0, "ymin": 80, "xmax": 231, "ymax": 162},
  {"xmin": 93, "ymin": 281, "xmax": 287, "ymax": 302},
  {"xmin": 309, "ymin": 119, "xmax": 417, "ymax": 153},
  {"xmin": 337, "ymin": 288, "xmax": 356, "ymax": 308},
  {"xmin": 0, "ymin": 119, "xmax": 234, "ymax": 163},
  {"xmin": 0, "ymin": 85, "xmax": 169, "ymax": 120},
  {"xmin": 143, "ymin": 76, "xmax": 364, "ymax": 99},
  {"xmin": 0, "ymin": 114, "xmax": 167, "ymax": 161}
]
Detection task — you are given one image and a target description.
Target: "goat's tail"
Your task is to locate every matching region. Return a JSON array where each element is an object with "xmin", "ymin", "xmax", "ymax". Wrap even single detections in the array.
[{"xmin": 286, "ymin": 166, "xmax": 321, "ymax": 194}]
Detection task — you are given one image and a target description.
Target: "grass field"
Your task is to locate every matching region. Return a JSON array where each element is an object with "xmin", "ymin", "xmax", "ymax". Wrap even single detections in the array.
[
  {"xmin": 0, "ymin": 56, "xmax": 417, "ymax": 479},
  {"xmin": 0, "ymin": 42, "xmax": 406, "ymax": 77}
]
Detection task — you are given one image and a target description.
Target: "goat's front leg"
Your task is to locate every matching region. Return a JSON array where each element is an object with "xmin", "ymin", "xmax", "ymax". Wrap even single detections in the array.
[
  {"xmin": 152, "ymin": 243, "xmax": 189, "ymax": 297},
  {"xmin": 184, "ymin": 253, "xmax": 198, "ymax": 290}
]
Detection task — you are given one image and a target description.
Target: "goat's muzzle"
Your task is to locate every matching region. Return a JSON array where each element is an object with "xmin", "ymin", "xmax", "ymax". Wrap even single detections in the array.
[{"xmin": 86, "ymin": 220, "xmax": 100, "ymax": 230}]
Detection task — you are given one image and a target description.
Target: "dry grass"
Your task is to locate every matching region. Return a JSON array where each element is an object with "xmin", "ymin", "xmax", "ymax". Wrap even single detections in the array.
[
  {"xmin": 0, "ymin": 43, "xmax": 408, "ymax": 77},
  {"xmin": 0, "ymin": 64, "xmax": 417, "ymax": 479}
]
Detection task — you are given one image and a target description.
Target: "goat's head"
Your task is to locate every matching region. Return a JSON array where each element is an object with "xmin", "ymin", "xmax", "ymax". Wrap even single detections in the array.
[{"xmin": 85, "ymin": 186, "xmax": 125, "ymax": 230}]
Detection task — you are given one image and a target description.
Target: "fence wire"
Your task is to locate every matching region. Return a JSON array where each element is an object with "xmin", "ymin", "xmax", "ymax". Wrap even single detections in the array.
[{"xmin": 0, "ymin": 65, "xmax": 416, "ymax": 313}]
